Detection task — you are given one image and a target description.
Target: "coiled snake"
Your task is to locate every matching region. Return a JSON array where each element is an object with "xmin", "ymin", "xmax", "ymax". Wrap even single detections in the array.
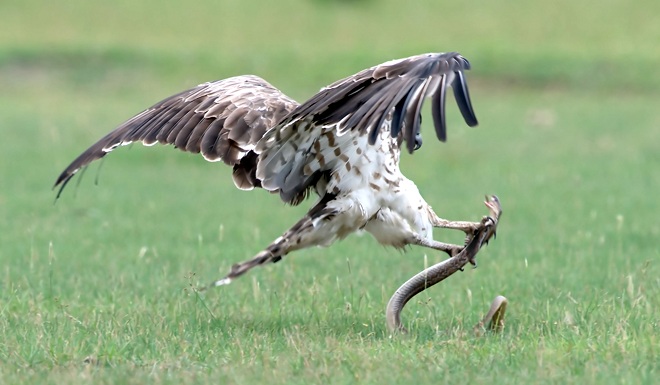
[{"xmin": 386, "ymin": 195, "xmax": 506, "ymax": 334}]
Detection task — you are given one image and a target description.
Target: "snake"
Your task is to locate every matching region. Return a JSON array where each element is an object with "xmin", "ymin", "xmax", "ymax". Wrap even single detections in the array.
[{"xmin": 386, "ymin": 195, "xmax": 506, "ymax": 334}]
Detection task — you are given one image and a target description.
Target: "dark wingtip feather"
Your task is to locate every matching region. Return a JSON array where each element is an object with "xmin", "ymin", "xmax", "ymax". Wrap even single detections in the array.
[
  {"xmin": 431, "ymin": 76, "xmax": 448, "ymax": 142},
  {"xmin": 452, "ymin": 71, "xmax": 478, "ymax": 127},
  {"xmin": 53, "ymin": 144, "xmax": 111, "ymax": 199},
  {"xmin": 405, "ymin": 121, "xmax": 416, "ymax": 153},
  {"xmin": 399, "ymin": 79, "xmax": 424, "ymax": 153},
  {"xmin": 367, "ymin": 124, "xmax": 380, "ymax": 145},
  {"xmin": 53, "ymin": 174, "xmax": 73, "ymax": 200},
  {"xmin": 53, "ymin": 172, "xmax": 68, "ymax": 190},
  {"xmin": 390, "ymin": 99, "xmax": 405, "ymax": 138},
  {"xmin": 53, "ymin": 162, "xmax": 80, "ymax": 195},
  {"xmin": 461, "ymin": 56, "xmax": 471, "ymax": 70}
]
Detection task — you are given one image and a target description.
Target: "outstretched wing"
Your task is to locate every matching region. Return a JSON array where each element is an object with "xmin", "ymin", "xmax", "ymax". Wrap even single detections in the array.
[
  {"xmin": 53, "ymin": 75, "xmax": 299, "ymax": 197},
  {"xmin": 273, "ymin": 52, "xmax": 477, "ymax": 154},
  {"xmin": 255, "ymin": 52, "xmax": 478, "ymax": 203},
  {"xmin": 54, "ymin": 52, "xmax": 477, "ymax": 205}
]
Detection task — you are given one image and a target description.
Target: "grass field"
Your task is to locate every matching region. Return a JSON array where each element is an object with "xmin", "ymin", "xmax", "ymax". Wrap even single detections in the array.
[{"xmin": 1, "ymin": 0, "xmax": 659, "ymax": 383}]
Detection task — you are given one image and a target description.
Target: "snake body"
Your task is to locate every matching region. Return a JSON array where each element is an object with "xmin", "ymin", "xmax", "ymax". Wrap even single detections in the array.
[{"xmin": 386, "ymin": 196, "xmax": 505, "ymax": 333}]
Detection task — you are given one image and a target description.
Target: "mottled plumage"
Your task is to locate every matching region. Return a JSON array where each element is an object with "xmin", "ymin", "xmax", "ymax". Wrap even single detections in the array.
[{"xmin": 54, "ymin": 52, "xmax": 489, "ymax": 286}]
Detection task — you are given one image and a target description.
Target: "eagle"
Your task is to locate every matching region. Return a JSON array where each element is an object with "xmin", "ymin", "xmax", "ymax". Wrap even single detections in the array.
[{"xmin": 54, "ymin": 52, "xmax": 495, "ymax": 288}]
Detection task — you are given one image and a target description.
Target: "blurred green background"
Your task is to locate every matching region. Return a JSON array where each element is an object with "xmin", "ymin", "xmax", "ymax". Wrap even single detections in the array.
[{"xmin": 1, "ymin": 0, "xmax": 659, "ymax": 384}]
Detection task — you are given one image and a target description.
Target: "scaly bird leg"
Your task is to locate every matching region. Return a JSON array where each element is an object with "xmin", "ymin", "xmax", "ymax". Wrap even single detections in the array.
[
  {"xmin": 429, "ymin": 195, "xmax": 502, "ymax": 239},
  {"xmin": 427, "ymin": 215, "xmax": 485, "ymax": 266},
  {"xmin": 405, "ymin": 234, "xmax": 464, "ymax": 257},
  {"xmin": 431, "ymin": 217, "xmax": 483, "ymax": 234},
  {"xmin": 429, "ymin": 205, "xmax": 483, "ymax": 234},
  {"xmin": 408, "ymin": 196, "xmax": 503, "ymax": 268}
]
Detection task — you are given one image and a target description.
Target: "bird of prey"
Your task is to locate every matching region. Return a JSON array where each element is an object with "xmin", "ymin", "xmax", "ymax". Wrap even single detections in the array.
[{"xmin": 54, "ymin": 52, "xmax": 492, "ymax": 287}]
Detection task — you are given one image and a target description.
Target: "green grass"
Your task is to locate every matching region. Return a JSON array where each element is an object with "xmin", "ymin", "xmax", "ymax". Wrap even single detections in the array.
[{"xmin": 1, "ymin": 0, "xmax": 660, "ymax": 383}]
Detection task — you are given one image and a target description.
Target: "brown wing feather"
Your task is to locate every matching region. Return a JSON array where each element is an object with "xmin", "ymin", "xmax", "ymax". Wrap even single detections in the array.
[
  {"xmin": 54, "ymin": 75, "xmax": 298, "ymax": 198},
  {"xmin": 255, "ymin": 52, "xmax": 479, "ymax": 204},
  {"xmin": 55, "ymin": 52, "xmax": 478, "ymax": 205}
]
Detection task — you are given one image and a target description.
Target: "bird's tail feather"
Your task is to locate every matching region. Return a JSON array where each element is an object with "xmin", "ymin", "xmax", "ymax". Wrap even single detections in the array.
[{"xmin": 226, "ymin": 242, "xmax": 285, "ymax": 281}]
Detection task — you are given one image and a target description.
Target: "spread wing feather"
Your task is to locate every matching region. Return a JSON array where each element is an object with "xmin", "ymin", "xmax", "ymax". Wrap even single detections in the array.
[
  {"xmin": 54, "ymin": 52, "xmax": 478, "ymax": 206},
  {"xmin": 53, "ymin": 75, "xmax": 298, "ymax": 198},
  {"xmin": 270, "ymin": 52, "xmax": 477, "ymax": 154}
]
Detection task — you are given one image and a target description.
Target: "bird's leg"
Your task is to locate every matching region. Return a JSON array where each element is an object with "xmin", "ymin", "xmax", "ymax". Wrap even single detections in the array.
[
  {"xmin": 405, "ymin": 224, "xmax": 485, "ymax": 268},
  {"xmin": 405, "ymin": 234, "xmax": 465, "ymax": 257},
  {"xmin": 199, "ymin": 195, "xmax": 340, "ymax": 290},
  {"xmin": 429, "ymin": 205, "xmax": 484, "ymax": 235},
  {"xmin": 432, "ymin": 217, "xmax": 482, "ymax": 234},
  {"xmin": 418, "ymin": 196, "xmax": 502, "ymax": 267},
  {"xmin": 429, "ymin": 195, "xmax": 502, "ymax": 240}
]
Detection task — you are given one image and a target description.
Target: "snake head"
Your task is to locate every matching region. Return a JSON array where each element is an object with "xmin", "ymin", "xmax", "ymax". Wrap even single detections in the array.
[
  {"xmin": 481, "ymin": 195, "xmax": 502, "ymax": 245},
  {"xmin": 484, "ymin": 195, "xmax": 502, "ymax": 219}
]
